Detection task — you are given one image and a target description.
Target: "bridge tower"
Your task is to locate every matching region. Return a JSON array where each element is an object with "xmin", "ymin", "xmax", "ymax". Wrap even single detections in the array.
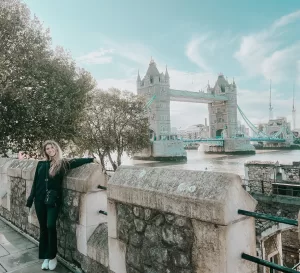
[
  {"xmin": 207, "ymin": 74, "xmax": 238, "ymax": 138},
  {"xmin": 137, "ymin": 59, "xmax": 171, "ymax": 140}
]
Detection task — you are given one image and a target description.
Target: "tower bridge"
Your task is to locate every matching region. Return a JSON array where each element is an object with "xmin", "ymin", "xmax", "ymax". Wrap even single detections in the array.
[{"xmin": 134, "ymin": 59, "xmax": 255, "ymax": 160}]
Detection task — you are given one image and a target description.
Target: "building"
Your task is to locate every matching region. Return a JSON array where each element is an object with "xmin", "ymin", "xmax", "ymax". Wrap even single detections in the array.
[
  {"xmin": 178, "ymin": 120, "xmax": 210, "ymax": 140},
  {"xmin": 244, "ymin": 161, "xmax": 300, "ymax": 272}
]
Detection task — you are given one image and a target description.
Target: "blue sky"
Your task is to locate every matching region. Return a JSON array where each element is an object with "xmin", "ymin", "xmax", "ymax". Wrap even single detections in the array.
[{"xmin": 24, "ymin": 0, "xmax": 300, "ymax": 129}]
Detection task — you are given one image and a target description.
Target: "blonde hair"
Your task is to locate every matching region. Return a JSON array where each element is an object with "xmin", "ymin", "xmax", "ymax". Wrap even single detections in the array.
[{"xmin": 43, "ymin": 140, "xmax": 66, "ymax": 177}]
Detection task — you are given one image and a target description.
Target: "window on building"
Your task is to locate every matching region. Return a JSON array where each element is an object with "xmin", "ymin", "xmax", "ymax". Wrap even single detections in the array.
[{"xmin": 150, "ymin": 76, "xmax": 153, "ymax": 84}]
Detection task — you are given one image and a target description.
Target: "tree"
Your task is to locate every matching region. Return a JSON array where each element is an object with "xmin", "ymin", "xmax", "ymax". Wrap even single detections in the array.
[
  {"xmin": 0, "ymin": 0, "xmax": 96, "ymax": 155},
  {"xmin": 77, "ymin": 88, "xmax": 150, "ymax": 170}
]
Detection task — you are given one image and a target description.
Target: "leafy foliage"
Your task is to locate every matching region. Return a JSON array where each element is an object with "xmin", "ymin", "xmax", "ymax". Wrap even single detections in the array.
[
  {"xmin": 77, "ymin": 88, "xmax": 150, "ymax": 170},
  {"xmin": 0, "ymin": 0, "xmax": 96, "ymax": 155}
]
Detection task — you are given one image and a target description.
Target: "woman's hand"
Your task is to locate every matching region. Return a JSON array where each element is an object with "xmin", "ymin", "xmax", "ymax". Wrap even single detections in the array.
[{"xmin": 18, "ymin": 151, "xmax": 27, "ymax": 160}]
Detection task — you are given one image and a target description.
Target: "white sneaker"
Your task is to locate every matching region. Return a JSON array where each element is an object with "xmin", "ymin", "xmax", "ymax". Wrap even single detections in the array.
[
  {"xmin": 41, "ymin": 259, "xmax": 49, "ymax": 270},
  {"xmin": 49, "ymin": 257, "xmax": 58, "ymax": 271}
]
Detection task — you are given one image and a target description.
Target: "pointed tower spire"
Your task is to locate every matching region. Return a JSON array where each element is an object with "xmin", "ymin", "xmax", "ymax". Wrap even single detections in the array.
[
  {"xmin": 269, "ymin": 79, "xmax": 273, "ymax": 120},
  {"xmin": 165, "ymin": 65, "xmax": 169, "ymax": 79},
  {"xmin": 137, "ymin": 70, "xmax": 141, "ymax": 82},
  {"xmin": 292, "ymin": 82, "xmax": 296, "ymax": 130}
]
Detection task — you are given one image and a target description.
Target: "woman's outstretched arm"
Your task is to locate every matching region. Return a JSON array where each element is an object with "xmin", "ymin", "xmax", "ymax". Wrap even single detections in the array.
[{"xmin": 67, "ymin": 158, "xmax": 94, "ymax": 170}]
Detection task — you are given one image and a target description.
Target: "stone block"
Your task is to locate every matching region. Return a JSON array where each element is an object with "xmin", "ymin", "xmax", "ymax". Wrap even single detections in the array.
[
  {"xmin": 22, "ymin": 160, "xmax": 38, "ymax": 180},
  {"xmin": 108, "ymin": 166, "xmax": 257, "ymax": 226},
  {"xmin": 26, "ymin": 180, "xmax": 33, "ymax": 199},
  {"xmin": 0, "ymin": 159, "xmax": 14, "ymax": 206},
  {"xmin": 7, "ymin": 159, "xmax": 32, "ymax": 178},
  {"xmin": 87, "ymin": 223, "xmax": 109, "ymax": 267},
  {"xmin": 1, "ymin": 194, "xmax": 8, "ymax": 210},
  {"xmin": 225, "ymin": 217, "xmax": 257, "ymax": 273},
  {"xmin": 0, "ymin": 158, "xmax": 14, "ymax": 174},
  {"xmin": 108, "ymin": 200, "xmax": 117, "ymax": 238},
  {"xmin": 76, "ymin": 224, "xmax": 99, "ymax": 255},
  {"xmin": 108, "ymin": 237, "xmax": 126, "ymax": 273},
  {"xmin": 79, "ymin": 191, "xmax": 107, "ymax": 226},
  {"xmin": 63, "ymin": 163, "xmax": 107, "ymax": 193}
]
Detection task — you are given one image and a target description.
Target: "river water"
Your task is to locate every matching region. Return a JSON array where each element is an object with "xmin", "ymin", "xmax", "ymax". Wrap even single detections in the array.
[{"xmin": 122, "ymin": 150, "xmax": 300, "ymax": 178}]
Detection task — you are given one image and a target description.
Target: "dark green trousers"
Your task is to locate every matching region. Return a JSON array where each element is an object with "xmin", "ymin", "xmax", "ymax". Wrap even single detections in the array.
[{"xmin": 34, "ymin": 201, "xmax": 59, "ymax": 259}]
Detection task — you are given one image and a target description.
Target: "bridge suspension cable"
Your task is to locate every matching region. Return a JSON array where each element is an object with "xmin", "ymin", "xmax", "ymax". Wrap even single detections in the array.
[
  {"xmin": 143, "ymin": 95, "xmax": 157, "ymax": 114},
  {"xmin": 237, "ymin": 105, "xmax": 268, "ymax": 137}
]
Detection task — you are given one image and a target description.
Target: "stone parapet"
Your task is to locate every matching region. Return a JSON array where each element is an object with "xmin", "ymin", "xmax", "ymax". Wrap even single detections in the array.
[
  {"xmin": 108, "ymin": 166, "xmax": 257, "ymax": 273},
  {"xmin": 0, "ymin": 159, "xmax": 271, "ymax": 273},
  {"xmin": 108, "ymin": 166, "xmax": 256, "ymax": 225}
]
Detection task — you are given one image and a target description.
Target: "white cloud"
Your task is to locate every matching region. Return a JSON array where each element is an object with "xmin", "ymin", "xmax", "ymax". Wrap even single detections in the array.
[
  {"xmin": 77, "ymin": 48, "xmax": 114, "ymax": 64},
  {"xmin": 236, "ymin": 87, "xmax": 297, "ymax": 127},
  {"xmin": 97, "ymin": 77, "xmax": 136, "ymax": 92},
  {"xmin": 235, "ymin": 10, "xmax": 300, "ymax": 83},
  {"xmin": 98, "ymin": 36, "xmax": 153, "ymax": 65},
  {"xmin": 185, "ymin": 32, "xmax": 239, "ymax": 72},
  {"xmin": 185, "ymin": 35, "xmax": 211, "ymax": 71},
  {"xmin": 272, "ymin": 10, "xmax": 300, "ymax": 29}
]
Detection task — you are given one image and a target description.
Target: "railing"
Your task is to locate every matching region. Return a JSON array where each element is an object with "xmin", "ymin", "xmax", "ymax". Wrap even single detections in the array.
[
  {"xmin": 273, "ymin": 183, "xmax": 300, "ymax": 197},
  {"xmin": 293, "ymin": 262, "xmax": 300, "ymax": 270},
  {"xmin": 250, "ymin": 137, "xmax": 286, "ymax": 142},
  {"xmin": 244, "ymin": 179, "xmax": 300, "ymax": 198},
  {"xmin": 242, "ymin": 253, "xmax": 298, "ymax": 273},
  {"xmin": 238, "ymin": 209, "xmax": 299, "ymax": 273}
]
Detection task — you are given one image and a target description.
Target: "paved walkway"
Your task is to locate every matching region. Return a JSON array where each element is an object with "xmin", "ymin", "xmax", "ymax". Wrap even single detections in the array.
[{"xmin": 0, "ymin": 219, "xmax": 71, "ymax": 273}]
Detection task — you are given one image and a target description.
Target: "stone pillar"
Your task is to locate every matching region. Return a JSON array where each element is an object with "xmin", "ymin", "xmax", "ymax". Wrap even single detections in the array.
[
  {"xmin": 0, "ymin": 158, "xmax": 13, "ymax": 209},
  {"xmin": 107, "ymin": 166, "xmax": 257, "ymax": 273},
  {"xmin": 0, "ymin": 159, "xmax": 109, "ymax": 272},
  {"xmin": 61, "ymin": 163, "xmax": 108, "ymax": 258}
]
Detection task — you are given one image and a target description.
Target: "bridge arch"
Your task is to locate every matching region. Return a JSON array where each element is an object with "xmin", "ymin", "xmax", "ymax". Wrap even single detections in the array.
[{"xmin": 216, "ymin": 129, "xmax": 223, "ymax": 138}]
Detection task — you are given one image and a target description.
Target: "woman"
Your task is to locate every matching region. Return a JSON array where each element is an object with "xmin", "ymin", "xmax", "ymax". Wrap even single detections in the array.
[{"xmin": 25, "ymin": 140, "xmax": 95, "ymax": 271}]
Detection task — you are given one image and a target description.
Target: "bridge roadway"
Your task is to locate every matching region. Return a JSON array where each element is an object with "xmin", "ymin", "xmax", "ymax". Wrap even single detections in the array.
[
  {"xmin": 169, "ymin": 89, "xmax": 228, "ymax": 103},
  {"xmin": 182, "ymin": 137, "xmax": 286, "ymax": 146}
]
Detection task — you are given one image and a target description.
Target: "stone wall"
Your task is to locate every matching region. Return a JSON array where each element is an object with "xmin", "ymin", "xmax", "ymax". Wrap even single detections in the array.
[
  {"xmin": 108, "ymin": 166, "xmax": 257, "ymax": 273},
  {"xmin": 280, "ymin": 164, "xmax": 300, "ymax": 182},
  {"xmin": 244, "ymin": 161, "xmax": 276, "ymax": 194},
  {"xmin": 281, "ymin": 228, "xmax": 300, "ymax": 268},
  {"xmin": 245, "ymin": 161, "xmax": 300, "ymax": 194},
  {"xmin": 116, "ymin": 203, "xmax": 194, "ymax": 273},
  {"xmin": 0, "ymin": 159, "xmax": 265, "ymax": 272},
  {"xmin": 0, "ymin": 158, "xmax": 108, "ymax": 273},
  {"xmin": 261, "ymin": 233, "xmax": 282, "ymax": 273}
]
